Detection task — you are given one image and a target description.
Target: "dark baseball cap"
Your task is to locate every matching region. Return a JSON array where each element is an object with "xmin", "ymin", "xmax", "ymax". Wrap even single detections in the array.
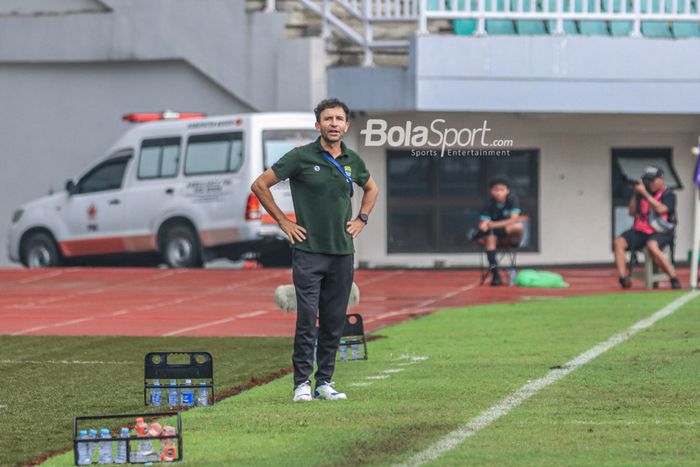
[{"xmin": 641, "ymin": 166, "xmax": 664, "ymax": 181}]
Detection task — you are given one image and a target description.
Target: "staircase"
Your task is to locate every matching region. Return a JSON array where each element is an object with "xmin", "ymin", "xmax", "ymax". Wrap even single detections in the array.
[{"xmin": 246, "ymin": 0, "xmax": 452, "ymax": 67}]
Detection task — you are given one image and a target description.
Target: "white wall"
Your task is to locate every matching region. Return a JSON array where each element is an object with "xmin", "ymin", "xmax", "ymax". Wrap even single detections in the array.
[{"xmin": 346, "ymin": 112, "xmax": 700, "ymax": 267}]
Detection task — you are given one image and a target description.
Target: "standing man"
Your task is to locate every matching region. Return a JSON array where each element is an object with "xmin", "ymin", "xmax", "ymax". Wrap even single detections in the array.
[
  {"xmin": 251, "ymin": 98, "xmax": 379, "ymax": 402},
  {"xmin": 613, "ymin": 166, "xmax": 680, "ymax": 289}
]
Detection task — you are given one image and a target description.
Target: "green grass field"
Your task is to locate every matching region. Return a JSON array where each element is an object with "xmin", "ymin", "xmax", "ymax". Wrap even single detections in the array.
[
  {"xmin": 32, "ymin": 291, "xmax": 700, "ymax": 466},
  {"xmin": 0, "ymin": 336, "xmax": 292, "ymax": 466}
]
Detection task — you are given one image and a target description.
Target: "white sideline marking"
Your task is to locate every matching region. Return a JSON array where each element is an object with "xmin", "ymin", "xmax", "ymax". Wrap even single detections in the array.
[
  {"xmin": 396, "ymin": 291, "xmax": 698, "ymax": 467},
  {"xmin": 367, "ymin": 375, "xmax": 391, "ymax": 380},
  {"xmin": 0, "ymin": 359, "xmax": 133, "ymax": 365},
  {"xmin": 0, "ymin": 405, "xmax": 7, "ymax": 409},
  {"xmin": 383, "ymin": 369, "xmax": 405, "ymax": 374},
  {"xmin": 350, "ymin": 382, "xmax": 373, "ymax": 387},
  {"xmin": 161, "ymin": 310, "xmax": 268, "ymax": 336}
]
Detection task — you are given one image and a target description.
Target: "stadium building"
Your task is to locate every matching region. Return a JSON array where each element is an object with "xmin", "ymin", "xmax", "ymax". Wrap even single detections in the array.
[{"xmin": 1, "ymin": 0, "xmax": 699, "ymax": 268}]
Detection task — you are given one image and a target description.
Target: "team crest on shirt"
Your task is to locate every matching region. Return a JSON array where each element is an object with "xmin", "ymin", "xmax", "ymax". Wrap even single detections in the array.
[
  {"xmin": 344, "ymin": 165, "xmax": 352, "ymax": 177},
  {"xmin": 314, "ymin": 165, "xmax": 320, "ymax": 172}
]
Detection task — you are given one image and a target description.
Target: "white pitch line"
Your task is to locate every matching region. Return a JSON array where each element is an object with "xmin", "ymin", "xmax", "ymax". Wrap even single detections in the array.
[
  {"xmin": 383, "ymin": 368, "xmax": 405, "ymax": 374},
  {"xmin": 396, "ymin": 291, "xmax": 699, "ymax": 467},
  {"xmin": 349, "ymin": 382, "xmax": 373, "ymax": 387},
  {"xmin": 161, "ymin": 310, "xmax": 268, "ymax": 336},
  {"xmin": 367, "ymin": 375, "xmax": 391, "ymax": 380},
  {"xmin": 0, "ymin": 405, "xmax": 7, "ymax": 409}
]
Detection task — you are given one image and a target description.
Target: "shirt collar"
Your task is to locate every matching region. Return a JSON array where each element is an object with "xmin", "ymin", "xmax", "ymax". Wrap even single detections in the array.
[{"xmin": 315, "ymin": 136, "xmax": 348, "ymax": 158}]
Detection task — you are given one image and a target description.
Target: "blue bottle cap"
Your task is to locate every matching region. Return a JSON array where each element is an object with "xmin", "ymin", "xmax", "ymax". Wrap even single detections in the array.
[
  {"xmin": 200, "ymin": 381, "xmax": 206, "ymax": 386},
  {"xmin": 101, "ymin": 428, "xmax": 110, "ymax": 436},
  {"xmin": 79, "ymin": 430, "xmax": 87, "ymax": 436},
  {"xmin": 89, "ymin": 429, "xmax": 97, "ymax": 436},
  {"xmin": 120, "ymin": 428, "xmax": 129, "ymax": 435}
]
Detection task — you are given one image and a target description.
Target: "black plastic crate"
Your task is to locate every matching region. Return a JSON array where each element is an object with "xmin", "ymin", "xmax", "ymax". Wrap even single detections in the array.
[
  {"xmin": 144, "ymin": 352, "xmax": 214, "ymax": 408},
  {"xmin": 338, "ymin": 313, "xmax": 368, "ymax": 361},
  {"xmin": 73, "ymin": 412, "xmax": 182, "ymax": 465}
]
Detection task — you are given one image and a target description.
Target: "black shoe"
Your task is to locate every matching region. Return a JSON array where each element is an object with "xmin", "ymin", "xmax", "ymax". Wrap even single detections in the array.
[
  {"xmin": 491, "ymin": 270, "xmax": 503, "ymax": 286},
  {"xmin": 619, "ymin": 276, "xmax": 632, "ymax": 289},
  {"xmin": 670, "ymin": 277, "xmax": 682, "ymax": 289}
]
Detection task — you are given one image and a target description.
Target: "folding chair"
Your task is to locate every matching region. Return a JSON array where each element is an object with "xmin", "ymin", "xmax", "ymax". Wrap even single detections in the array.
[{"xmin": 478, "ymin": 236, "xmax": 520, "ymax": 285}]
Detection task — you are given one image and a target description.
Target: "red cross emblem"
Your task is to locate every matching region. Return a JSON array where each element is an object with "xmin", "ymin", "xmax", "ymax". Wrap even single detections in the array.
[{"xmin": 87, "ymin": 204, "xmax": 97, "ymax": 219}]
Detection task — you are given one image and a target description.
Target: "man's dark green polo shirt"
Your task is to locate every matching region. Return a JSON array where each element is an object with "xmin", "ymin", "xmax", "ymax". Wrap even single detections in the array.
[{"xmin": 271, "ymin": 136, "xmax": 370, "ymax": 255}]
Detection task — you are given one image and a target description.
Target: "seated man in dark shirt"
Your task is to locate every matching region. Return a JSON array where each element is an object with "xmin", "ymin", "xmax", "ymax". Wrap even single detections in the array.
[
  {"xmin": 474, "ymin": 178, "xmax": 524, "ymax": 286},
  {"xmin": 613, "ymin": 166, "xmax": 680, "ymax": 289}
]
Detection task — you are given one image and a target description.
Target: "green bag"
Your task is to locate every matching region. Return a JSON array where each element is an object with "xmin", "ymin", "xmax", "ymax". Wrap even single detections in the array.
[{"xmin": 514, "ymin": 269, "xmax": 569, "ymax": 288}]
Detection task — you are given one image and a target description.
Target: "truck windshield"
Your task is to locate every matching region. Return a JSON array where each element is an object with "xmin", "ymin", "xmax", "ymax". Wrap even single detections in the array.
[{"xmin": 263, "ymin": 129, "xmax": 318, "ymax": 169}]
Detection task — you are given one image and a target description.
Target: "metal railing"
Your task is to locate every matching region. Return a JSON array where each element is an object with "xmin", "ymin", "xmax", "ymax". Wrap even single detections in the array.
[
  {"xmin": 261, "ymin": 0, "xmax": 700, "ymax": 65},
  {"xmin": 296, "ymin": 0, "xmax": 419, "ymax": 65},
  {"xmin": 418, "ymin": 0, "xmax": 700, "ymax": 36}
]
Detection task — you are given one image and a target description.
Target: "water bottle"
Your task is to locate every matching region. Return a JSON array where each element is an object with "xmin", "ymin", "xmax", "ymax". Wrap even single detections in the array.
[
  {"xmin": 181, "ymin": 379, "xmax": 195, "ymax": 406},
  {"xmin": 167, "ymin": 379, "xmax": 179, "ymax": 407},
  {"xmin": 197, "ymin": 381, "xmax": 209, "ymax": 406},
  {"xmin": 509, "ymin": 267, "xmax": 516, "ymax": 286},
  {"xmin": 351, "ymin": 341, "xmax": 361, "ymax": 360},
  {"xmin": 97, "ymin": 428, "xmax": 113, "ymax": 464},
  {"xmin": 115, "ymin": 428, "xmax": 128, "ymax": 464},
  {"xmin": 77, "ymin": 429, "xmax": 91, "ymax": 465},
  {"xmin": 87, "ymin": 429, "xmax": 98, "ymax": 462},
  {"xmin": 160, "ymin": 424, "xmax": 177, "ymax": 461},
  {"xmin": 133, "ymin": 418, "xmax": 153, "ymax": 463},
  {"xmin": 338, "ymin": 340, "xmax": 348, "ymax": 362},
  {"xmin": 150, "ymin": 379, "xmax": 162, "ymax": 407}
]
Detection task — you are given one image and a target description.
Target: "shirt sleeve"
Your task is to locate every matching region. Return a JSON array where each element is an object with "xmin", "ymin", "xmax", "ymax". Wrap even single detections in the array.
[
  {"xmin": 509, "ymin": 194, "xmax": 521, "ymax": 214},
  {"xmin": 353, "ymin": 156, "xmax": 371, "ymax": 187},
  {"xmin": 270, "ymin": 148, "xmax": 300, "ymax": 181}
]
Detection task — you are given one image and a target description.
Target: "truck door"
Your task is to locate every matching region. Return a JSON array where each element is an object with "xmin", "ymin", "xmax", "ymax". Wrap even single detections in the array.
[
  {"xmin": 126, "ymin": 137, "xmax": 181, "ymax": 251},
  {"xmin": 61, "ymin": 154, "xmax": 130, "ymax": 257}
]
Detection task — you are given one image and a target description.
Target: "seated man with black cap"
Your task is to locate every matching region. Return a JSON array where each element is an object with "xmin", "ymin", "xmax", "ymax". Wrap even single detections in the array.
[
  {"xmin": 474, "ymin": 177, "xmax": 524, "ymax": 286},
  {"xmin": 613, "ymin": 165, "xmax": 681, "ymax": 289}
]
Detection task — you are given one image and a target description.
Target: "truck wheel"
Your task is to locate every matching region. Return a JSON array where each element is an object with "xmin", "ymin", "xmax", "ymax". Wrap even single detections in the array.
[
  {"xmin": 22, "ymin": 232, "xmax": 61, "ymax": 268},
  {"xmin": 162, "ymin": 225, "xmax": 202, "ymax": 268}
]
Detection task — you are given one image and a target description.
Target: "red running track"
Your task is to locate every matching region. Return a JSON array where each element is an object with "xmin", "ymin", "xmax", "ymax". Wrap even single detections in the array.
[{"xmin": 0, "ymin": 267, "xmax": 691, "ymax": 337}]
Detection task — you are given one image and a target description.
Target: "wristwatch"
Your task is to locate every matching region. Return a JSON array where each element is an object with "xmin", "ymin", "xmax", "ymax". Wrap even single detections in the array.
[{"xmin": 357, "ymin": 213, "xmax": 369, "ymax": 224}]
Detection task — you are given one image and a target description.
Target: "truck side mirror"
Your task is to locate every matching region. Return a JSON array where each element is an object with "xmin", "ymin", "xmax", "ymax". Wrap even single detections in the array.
[{"xmin": 65, "ymin": 180, "xmax": 77, "ymax": 195}]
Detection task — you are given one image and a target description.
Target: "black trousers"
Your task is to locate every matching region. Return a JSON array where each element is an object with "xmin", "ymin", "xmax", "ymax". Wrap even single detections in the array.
[{"xmin": 292, "ymin": 249, "xmax": 354, "ymax": 387}]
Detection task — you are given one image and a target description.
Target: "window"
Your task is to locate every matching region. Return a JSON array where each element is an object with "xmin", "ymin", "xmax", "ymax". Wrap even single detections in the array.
[
  {"xmin": 78, "ymin": 157, "xmax": 130, "ymax": 194},
  {"xmin": 185, "ymin": 132, "xmax": 243, "ymax": 176},
  {"xmin": 263, "ymin": 129, "xmax": 318, "ymax": 169},
  {"xmin": 387, "ymin": 150, "xmax": 539, "ymax": 253},
  {"xmin": 611, "ymin": 148, "xmax": 682, "ymax": 239},
  {"xmin": 138, "ymin": 137, "xmax": 181, "ymax": 179}
]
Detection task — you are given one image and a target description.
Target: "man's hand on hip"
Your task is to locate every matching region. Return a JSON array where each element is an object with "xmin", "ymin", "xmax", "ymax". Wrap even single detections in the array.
[
  {"xmin": 346, "ymin": 219, "xmax": 365, "ymax": 239},
  {"xmin": 280, "ymin": 218, "xmax": 307, "ymax": 244}
]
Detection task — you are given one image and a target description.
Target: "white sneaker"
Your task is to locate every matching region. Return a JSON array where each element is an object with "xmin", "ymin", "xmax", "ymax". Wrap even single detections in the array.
[
  {"xmin": 293, "ymin": 382, "xmax": 312, "ymax": 402},
  {"xmin": 314, "ymin": 381, "xmax": 347, "ymax": 400}
]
